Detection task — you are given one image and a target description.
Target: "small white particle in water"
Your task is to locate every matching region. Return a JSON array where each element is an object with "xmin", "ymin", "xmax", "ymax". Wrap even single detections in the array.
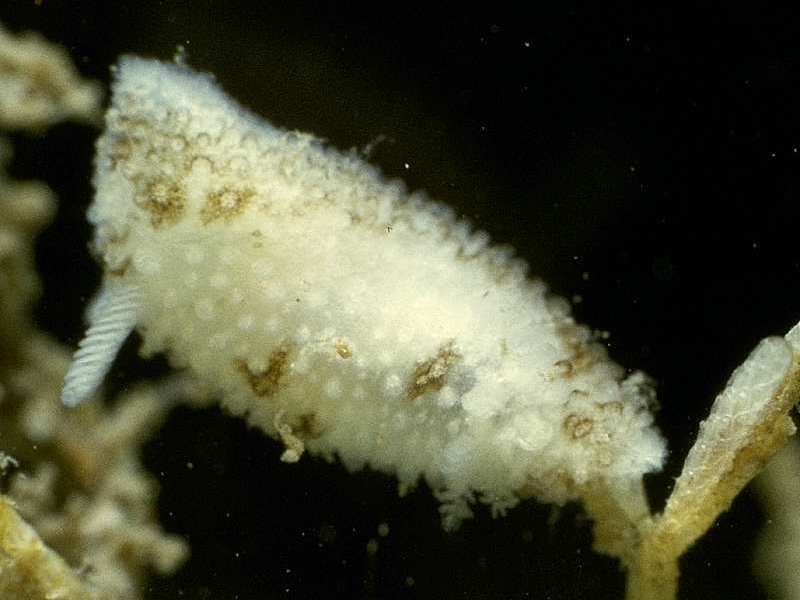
[{"xmin": 366, "ymin": 539, "xmax": 379, "ymax": 555}]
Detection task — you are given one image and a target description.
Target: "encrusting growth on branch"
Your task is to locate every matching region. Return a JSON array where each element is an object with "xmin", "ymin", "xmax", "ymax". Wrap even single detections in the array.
[{"xmin": 602, "ymin": 332, "xmax": 800, "ymax": 600}]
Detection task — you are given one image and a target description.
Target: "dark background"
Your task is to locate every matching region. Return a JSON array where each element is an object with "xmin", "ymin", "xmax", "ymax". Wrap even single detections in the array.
[{"xmin": 3, "ymin": 2, "xmax": 800, "ymax": 599}]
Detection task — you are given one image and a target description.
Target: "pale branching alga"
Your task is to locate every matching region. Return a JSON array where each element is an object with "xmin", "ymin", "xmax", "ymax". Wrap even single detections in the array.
[
  {"xmin": 0, "ymin": 24, "xmax": 186, "ymax": 600},
  {"xmin": 1, "ymin": 21, "xmax": 800, "ymax": 600},
  {"xmin": 0, "ymin": 23, "xmax": 100, "ymax": 130}
]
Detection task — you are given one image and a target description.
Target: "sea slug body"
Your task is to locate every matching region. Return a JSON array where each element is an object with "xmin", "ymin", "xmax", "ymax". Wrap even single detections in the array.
[{"xmin": 63, "ymin": 57, "xmax": 666, "ymax": 526}]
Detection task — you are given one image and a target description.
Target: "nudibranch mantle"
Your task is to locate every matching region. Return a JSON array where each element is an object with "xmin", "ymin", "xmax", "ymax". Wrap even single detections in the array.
[{"xmin": 63, "ymin": 57, "xmax": 665, "ymax": 526}]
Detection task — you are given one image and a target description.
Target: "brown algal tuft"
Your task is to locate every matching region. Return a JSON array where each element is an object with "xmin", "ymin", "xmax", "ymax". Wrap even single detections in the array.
[{"xmin": 408, "ymin": 341, "xmax": 461, "ymax": 401}]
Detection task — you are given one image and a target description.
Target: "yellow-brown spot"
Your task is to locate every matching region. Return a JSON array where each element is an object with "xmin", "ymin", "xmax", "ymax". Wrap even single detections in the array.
[
  {"xmin": 518, "ymin": 469, "xmax": 577, "ymax": 499},
  {"xmin": 334, "ymin": 339, "xmax": 352, "ymax": 359},
  {"xmin": 564, "ymin": 414, "xmax": 594, "ymax": 439},
  {"xmin": 408, "ymin": 341, "xmax": 461, "ymax": 401},
  {"xmin": 235, "ymin": 346, "xmax": 292, "ymax": 397},
  {"xmin": 136, "ymin": 177, "xmax": 186, "ymax": 228},
  {"xmin": 108, "ymin": 136, "xmax": 133, "ymax": 169},
  {"xmin": 201, "ymin": 187, "xmax": 255, "ymax": 224},
  {"xmin": 596, "ymin": 400, "xmax": 623, "ymax": 415},
  {"xmin": 553, "ymin": 359, "xmax": 574, "ymax": 378},
  {"xmin": 107, "ymin": 257, "xmax": 131, "ymax": 277},
  {"xmin": 555, "ymin": 324, "xmax": 606, "ymax": 379},
  {"xmin": 296, "ymin": 413, "xmax": 322, "ymax": 439}
]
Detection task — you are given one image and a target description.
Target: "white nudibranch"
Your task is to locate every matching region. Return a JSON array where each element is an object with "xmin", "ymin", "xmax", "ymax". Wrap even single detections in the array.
[{"xmin": 63, "ymin": 56, "xmax": 666, "ymax": 527}]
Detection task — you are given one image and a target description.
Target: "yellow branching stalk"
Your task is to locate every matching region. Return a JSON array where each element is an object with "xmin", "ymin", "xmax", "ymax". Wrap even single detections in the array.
[{"xmin": 625, "ymin": 333, "xmax": 800, "ymax": 600}]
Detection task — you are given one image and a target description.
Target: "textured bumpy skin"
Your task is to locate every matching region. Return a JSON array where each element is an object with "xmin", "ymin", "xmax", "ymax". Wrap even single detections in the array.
[{"xmin": 70, "ymin": 57, "xmax": 665, "ymax": 526}]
